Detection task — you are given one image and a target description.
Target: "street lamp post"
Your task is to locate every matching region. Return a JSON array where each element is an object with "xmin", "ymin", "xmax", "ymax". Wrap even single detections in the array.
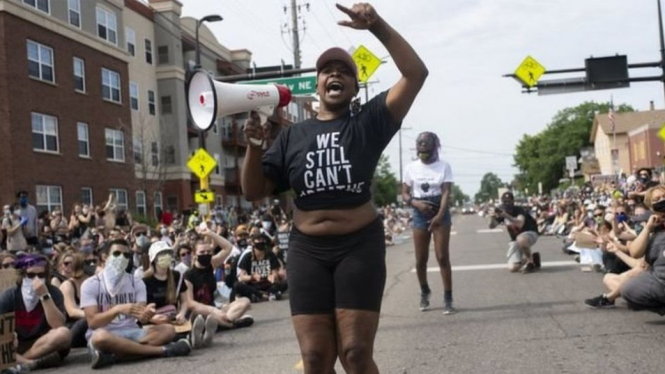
[{"xmin": 194, "ymin": 14, "xmax": 223, "ymax": 149}]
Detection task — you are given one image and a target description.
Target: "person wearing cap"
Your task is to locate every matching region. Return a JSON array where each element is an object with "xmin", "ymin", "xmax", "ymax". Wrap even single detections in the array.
[
  {"xmin": 241, "ymin": 2, "xmax": 427, "ymax": 372},
  {"xmin": 489, "ymin": 192, "xmax": 542, "ymax": 273},
  {"xmin": 0, "ymin": 254, "xmax": 71, "ymax": 371},
  {"xmin": 235, "ymin": 231, "xmax": 286, "ymax": 302}
]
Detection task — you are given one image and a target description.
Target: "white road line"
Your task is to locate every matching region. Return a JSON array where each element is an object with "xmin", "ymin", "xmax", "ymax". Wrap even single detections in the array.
[
  {"xmin": 477, "ymin": 229, "xmax": 503, "ymax": 233},
  {"xmin": 411, "ymin": 261, "xmax": 578, "ymax": 273}
]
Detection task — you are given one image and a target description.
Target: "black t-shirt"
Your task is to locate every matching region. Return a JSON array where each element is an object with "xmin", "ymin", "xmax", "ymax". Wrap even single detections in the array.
[
  {"xmin": 0, "ymin": 284, "xmax": 66, "ymax": 342},
  {"xmin": 184, "ymin": 266, "xmax": 216, "ymax": 307},
  {"xmin": 144, "ymin": 271, "xmax": 188, "ymax": 309},
  {"xmin": 237, "ymin": 251, "xmax": 280, "ymax": 280},
  {"xmin": 498, "ymin": 206, "xmax": 539, "ymax": 241},
  {"xmin": 262, "ymin": 91, "xmax": 400, "ymax": 210}
]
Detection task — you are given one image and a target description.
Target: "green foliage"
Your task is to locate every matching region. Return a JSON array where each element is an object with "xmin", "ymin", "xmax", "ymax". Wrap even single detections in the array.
[
  {"xmin": 513, "ymin": 102, "xmax": 634, "ymax": 193},
  {"xmin": 373, "ymin": 154, "xmax": 399, "ymax": 207},
  {"xmin": 474, "ymin": 172, "xmax": 504, "ymax": 204},
  {"xmin": 450, "ymin": 184, "xmax": 470, "ymax": 207}
]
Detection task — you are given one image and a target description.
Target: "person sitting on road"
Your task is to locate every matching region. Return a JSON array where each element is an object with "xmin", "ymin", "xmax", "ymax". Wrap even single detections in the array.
[
  {"xmin": 60, "ymin": 252, "xmax": 96, "ymax": 348},
  {"xmin": 0, "ymin": 254, "xmax": 71, "ymax": 371},
  {"xmin": 235, "ymin": 231, "xmax": 287, "ymax": 302},
  {"xmin": 184, "ymin": 228, "xmax": 254, "ymax": 333},
  {"xmin": 80, "ymin": 238, "xmax": 191, "ymax": 369},
  {"xmin": 50, "ymin": 251, "xmax": 74, "ymax": 288},
  {"xmin": 489, "ymin": 191, "xmax": 541, "ymax": 273}
]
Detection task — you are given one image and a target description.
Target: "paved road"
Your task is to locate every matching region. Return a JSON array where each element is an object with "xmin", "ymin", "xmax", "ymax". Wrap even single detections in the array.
[{"xmin": 48, "ymin": 215, "xmax": 665, "ymax": 373}]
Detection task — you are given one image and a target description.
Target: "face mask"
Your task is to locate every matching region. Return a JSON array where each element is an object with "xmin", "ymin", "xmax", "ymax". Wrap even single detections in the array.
[
  {"xmin": 83, "ymin": 264, "xmax": 97, "ymax": 276},
  {"xmin": 104, "ymin": 253, "xmax": 130, "ymax": 297},
  {"xmin": 3, "ymin": 210, "xmax": 9, "ymax": 216},
  {"xmin": 595, "ymin": 216, "xmax": 603, "ymax": 225},
  {"xmin": 42, "ymin": 247, "xmax": 54, "ymax": 257},
  {"xmin": 418, "ymin": 152, "xmax": 431, "ymax": 161},
  {"xmin": 262, "ymin": 221, "xmax": 272, "ymax": 230},
  {"xmin": 652, "ymin": 199, "xmax": 665, "ymax": 213},
  {"xmin": 197, "ymin": 254, "xmax": 212, "ymax": 268},
  {"xmin": 21, "ymin": 278, "xmax": 40, "ymax": 312},
  {"xmin": 237, "ymin": 239, "xmax": 248, "ymax": 249},
  {"xmin": 82, "ymin": 208, "xmax": 89, "ymax": 215},
  {"xmin": 587, "ymin": 211, "xmax": 594, "ymax": 219},
  {"xmin": 19, "ymin": 197, "xmax": 28, "ymax": 207},
  {"xmin": 160, "ymin": 228, "xmax": 168, "ymax": 236},
  {"xmin": 156, "ymin": 254, "xmax": 173, "ymax": 269}
]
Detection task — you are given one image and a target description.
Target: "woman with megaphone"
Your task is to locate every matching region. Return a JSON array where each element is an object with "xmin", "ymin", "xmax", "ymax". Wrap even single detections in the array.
[{"xmin": 242, "ymin": 3, "xmax": 428, "ymax": 373}]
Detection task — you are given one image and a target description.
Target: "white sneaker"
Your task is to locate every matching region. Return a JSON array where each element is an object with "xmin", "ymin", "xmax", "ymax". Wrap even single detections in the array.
[{"xmin": 190, "ymin": 315, "xmax": 205, "ymax": 349}]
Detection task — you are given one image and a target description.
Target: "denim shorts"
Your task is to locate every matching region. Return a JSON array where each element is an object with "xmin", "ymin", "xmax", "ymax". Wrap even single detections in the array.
[
  {"xmin": 412, "ymin": 196, "xmax": 452, "ymax": 230},
  {"xmin": 88, "ymin": 327, "xmax": 147, "ymax": 355}
]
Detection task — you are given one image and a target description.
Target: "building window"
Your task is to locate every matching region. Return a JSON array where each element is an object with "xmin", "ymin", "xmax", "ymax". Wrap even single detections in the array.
[
  {"xmin": 31, "ymin": 112, "xmax": 58, "ymax": 153},
  {"xmin": 125, "ymin": 27, "xmax": 135, "ymax": 57},
  {"xmin": 154, "ymin": 192, "xmax": 162, "ymax": 218},
  {"xmin": 81, "ymin": 187, "xmax": 93, "ymax": 206},
  {"xmin": 105, "ymin": 128, "xmax": 124, "ymax": 162},
  {"xmin": 214, "ymin": 153, "xmax": 220, "ymax": 175},
  {"xmin": 148, "ymin": 90, "xmax": 155, "ymax": 115},
  {"xmin": 136, "ymin": 191, "xmax": 146, "ymax": 216},
  {"xmin": 96, "ymin": 7, "xmax": 117, "ymax": 45},
  {"xmin": 165, "ymin": 145, "xmax": 175, "ymax": 165},
  {"xmin": 23, "ymin": 0, "xmax": 49, "ymax": 14},
  {"xmin": 77, "ymin": 122, "xmax": 89, "ymax": 157},
  {"xmin": 36, "ymin": 185, "xmax": 62, "ymax": 213},
  {"xmin": 160, "ymin": 96, "xmax": 172, "ymax": 114},
  {"xmin": 145, "ymin": 39, "xmax": 153, "ymax": 65},
  {"xmin": 158, "ymin": 46, "xmax": 169, "ymax": 64},
  {"xmin": 27, "ymin": 40, "xmax": 54, "ymax": 83},
  {"xmin": 68, "ymin": 0, "xmax": 80, "ymax": 28},
  {"xmin": 150, "ymin": 142, "xmax": 159, "ymax": 166},
  {"xmin": 73, "ymin": 57, "xmax": 85, "ymax": 92},
  {"xmin": 109, "ymin": 189, "xmax": 128, "ymax": 210},
  {"xmin": 130, "ymin": 82, "xmax": 139, "ymax": 111},
  {"xmin": 102, "ymin": 68, "xmax": 121, "ymax": 103},
  {"xmin": 212, "ymin": 120, "xmax": 218, "ymax": 134},
  {"xmin": 133, "ymin": 138, "xmax": 143, "ymax": 164}
]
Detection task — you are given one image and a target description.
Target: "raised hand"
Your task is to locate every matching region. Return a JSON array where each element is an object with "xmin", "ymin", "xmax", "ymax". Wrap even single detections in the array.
[{"xmin": 336, "ymin": 3, "xmax": 379, "ymax": 30}]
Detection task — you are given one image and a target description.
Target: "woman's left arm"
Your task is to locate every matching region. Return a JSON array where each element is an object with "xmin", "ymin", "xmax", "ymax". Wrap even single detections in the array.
[{"xmin": 337, "ymin": 3, "xmax": 428, "ymax": 122}]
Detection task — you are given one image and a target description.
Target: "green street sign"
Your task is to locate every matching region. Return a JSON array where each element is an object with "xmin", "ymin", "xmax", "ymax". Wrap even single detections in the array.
[{"xmin": 239, "ymin": 76, "xmax": 316, "ymax": 95}]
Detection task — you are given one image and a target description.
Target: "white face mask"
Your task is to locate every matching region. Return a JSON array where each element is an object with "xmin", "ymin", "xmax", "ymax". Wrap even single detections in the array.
[
  {"xmin": 262, "ymin": 221, "xmax": 272, "ymax": 230},
  {"xmin": 3, "ymin": 210, "xmax": 10, "ymax": 216},
  {"xmin": 156, "ymin": 254, "xmax": 173, "ymax": 269},
  {"xmin": 160, "ymin": 228, "xmax": 168, "ymax": 236},
  {"xmin": 103, "ymin": 253, "xmax": 129, "ymax": 297},
  {"xmin": 21, "ymin": 278, "xmax": 40, "ymax": 312}
]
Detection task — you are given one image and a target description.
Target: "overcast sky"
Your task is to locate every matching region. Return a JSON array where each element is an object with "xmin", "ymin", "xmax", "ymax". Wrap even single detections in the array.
[{"xmin": 181, "ymin": 0, "xmax": 665, "ymax": 197}]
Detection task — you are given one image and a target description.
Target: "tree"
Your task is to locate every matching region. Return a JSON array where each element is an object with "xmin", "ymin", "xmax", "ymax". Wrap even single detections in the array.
[
  {"xmin": 373, "ymin": 154, "xmax": 399, "ymax": 207},
  {"xmin": 474, "ymin": 172, "xmax": 503, "ymax": 204},
  {"xmin": 450, "ymin": 184, "xmax": 469, "ymax": 207},
  {"xmin": 513, "ymin": 102, "xmax": 633, "ymax": 193}
]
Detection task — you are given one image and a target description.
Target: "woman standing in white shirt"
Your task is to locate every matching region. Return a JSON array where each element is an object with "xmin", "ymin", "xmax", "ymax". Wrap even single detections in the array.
[{"xmin": 402, "ymin": 132, "xmax": 455, "ymax": 315}]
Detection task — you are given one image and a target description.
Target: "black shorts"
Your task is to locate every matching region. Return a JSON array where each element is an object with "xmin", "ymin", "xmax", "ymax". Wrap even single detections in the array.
[{"xmin": 288, "ymin": 217, "xmax": 386, "ymax": 315}]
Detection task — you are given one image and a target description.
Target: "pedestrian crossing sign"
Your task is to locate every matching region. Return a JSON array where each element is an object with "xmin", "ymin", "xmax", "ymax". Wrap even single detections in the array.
[
  {"xmin": 194, "ymin": 190, "xmax": 215, "ymax": 203},
  {"xmin": 187, "ymin": 148, "xmax": 217, "ymax": 179},
  {"xmin": 658, "ymin": 123, "xmax": 665, "ymax": 142},
  {"xmin": 514, "ymin": 56, "xmax": 546, "ymax": 88},
  {"xmin": 352, "ymin": 45, "xmax": 382, "ymax": 83}
]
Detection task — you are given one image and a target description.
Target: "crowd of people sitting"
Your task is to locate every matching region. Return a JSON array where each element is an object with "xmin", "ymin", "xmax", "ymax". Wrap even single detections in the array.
[
  {"xmin": 484, "ymin": 168, "xmax": 665, "ymax": 315},
  {"xmin": 0, "ymin": 191, "xmax": 411, "ymax": 373}
]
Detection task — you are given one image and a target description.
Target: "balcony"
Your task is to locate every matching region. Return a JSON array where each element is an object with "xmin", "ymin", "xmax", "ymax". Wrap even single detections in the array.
[{"xmin": 224, "ymin": 167, "xmax": 240, "ymax": 188}]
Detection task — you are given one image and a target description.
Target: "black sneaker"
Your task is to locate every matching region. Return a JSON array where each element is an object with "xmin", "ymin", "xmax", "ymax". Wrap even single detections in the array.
[
  {"xmin": 90, "ymin": 345, "xmax": 115, "ymax": 369},
  {"xmin": 532, "ymin": 252, "xmax": 541, "ymax": 268},
  {"xmin": 442, "ymin": 303, "xmax": 457, "ymax": 316},
  {"xmin": 28, "ymin": 351, "xmax": 62, "ymax": 370},
  {"xmin": 585, "ymin": 294, "xmax": 615, "ymax": 309},
  {"xmin": 163, "ymin": 339, "xmax": 192, "ymax": 358},
  {"xmin": 521, "ymin": 262, "xmax": 536, "ymax": 274},
  {"xmin": 233, "ymin": 314, "xmax": 255, "ymax": 329},
  {"xmin": 419, "ymin": 291, "xmax": 431, "ymax": 311}
]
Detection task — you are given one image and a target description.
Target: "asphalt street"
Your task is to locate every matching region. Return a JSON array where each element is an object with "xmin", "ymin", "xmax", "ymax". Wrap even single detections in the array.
[{"xmin": 46, "ymin": 214, "xmax": 665, "ymax": 374}]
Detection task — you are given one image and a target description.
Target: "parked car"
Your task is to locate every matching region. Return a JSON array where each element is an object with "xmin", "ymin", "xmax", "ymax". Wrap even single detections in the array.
[{"xmin": 462, "ymin": 204, "xmax": 476, "ymax": 215}]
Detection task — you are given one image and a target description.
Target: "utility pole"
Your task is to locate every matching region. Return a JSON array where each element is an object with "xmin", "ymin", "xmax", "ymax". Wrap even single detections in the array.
[{"xmin": 291, "ymin": 0, "xmax": 301, "ymax": 69}]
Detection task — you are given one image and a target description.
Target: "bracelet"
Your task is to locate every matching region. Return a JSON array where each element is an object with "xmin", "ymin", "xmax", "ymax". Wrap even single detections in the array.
[{"xmin": 39, "ymin": 293, "xmax": 51, "ymax": 302}]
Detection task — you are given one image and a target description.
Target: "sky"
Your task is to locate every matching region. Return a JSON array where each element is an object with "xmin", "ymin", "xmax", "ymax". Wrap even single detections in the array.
[{"xmin": 180, "ymin": 0, "xmax": 665, "ymax": 197}]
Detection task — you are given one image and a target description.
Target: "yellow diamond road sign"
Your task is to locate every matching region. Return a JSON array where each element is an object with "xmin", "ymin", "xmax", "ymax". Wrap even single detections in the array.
[
  {"xmin": 187, "ymin": 148, "xmax": 217, "ymax": 179},
  {"xmin": 514, "ymin": 55, "xmax": 546, "ymax": 88},
  {"xmin": 658, "ymin": 124, "xmax": 665, "ymax": 142},
  {"xmin": 194, "ymin": 190, "xmax": 215, "ymax": 204},
  {"xmin": 352, "ymin": 45, "xmax": 382, "ymax": 83}
]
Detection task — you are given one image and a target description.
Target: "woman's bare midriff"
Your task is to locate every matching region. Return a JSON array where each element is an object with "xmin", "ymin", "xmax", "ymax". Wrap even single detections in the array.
[{"xmin": 293, "ymin": 202, "xmax": 378, "ymax": 236}]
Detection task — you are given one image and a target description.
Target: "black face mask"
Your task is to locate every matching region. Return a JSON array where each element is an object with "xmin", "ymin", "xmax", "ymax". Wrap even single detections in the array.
[
  {"xmin": 197, "ymin": 254, "xmax": 212, "ymax": 267},
  {"xmin": 652, "ymin": 199, "xmax": 665, "ymax": 213},
  {"xmin": 83, "ymin": 264, "xmax": 97, "ymax": 276},
  {"xmin": 237, "ymin": 239, "xmax": 248, "ymax": 249}
]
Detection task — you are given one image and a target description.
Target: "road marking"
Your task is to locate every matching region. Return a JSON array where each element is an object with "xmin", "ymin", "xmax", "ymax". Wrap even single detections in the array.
[
  {"xmin": 411, "ymin": 261, "xmax": 578, "ymax": 273},
  {"xmin": 477, "ymin": 229, "xmax": 503, "ymax": 233}
]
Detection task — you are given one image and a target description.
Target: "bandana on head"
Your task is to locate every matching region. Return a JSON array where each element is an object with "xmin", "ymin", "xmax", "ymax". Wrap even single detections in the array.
[{"xmin": 15, "ymin": 255, "xmax": 48, "ymax": 270}]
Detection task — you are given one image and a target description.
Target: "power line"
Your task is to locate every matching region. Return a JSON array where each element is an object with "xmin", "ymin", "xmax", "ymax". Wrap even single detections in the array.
[
  {"xmin": 321, "ymin": 1, "xmax": 353, "ymax": 48},
  {"xmin": 309, "ymin": 6, "xmax": 341, "ymax": 46}
]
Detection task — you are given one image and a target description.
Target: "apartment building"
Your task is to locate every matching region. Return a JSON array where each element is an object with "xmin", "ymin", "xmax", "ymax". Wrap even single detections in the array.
[{"xmin": 0, "ymin": 0, "xmax": 135, "ymax": 213}]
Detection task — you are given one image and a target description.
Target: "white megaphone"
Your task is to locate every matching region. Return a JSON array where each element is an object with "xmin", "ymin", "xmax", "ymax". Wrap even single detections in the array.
[{"xmin": 187, "ymin": 70, "xmax": 292, "ymax": 147}]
